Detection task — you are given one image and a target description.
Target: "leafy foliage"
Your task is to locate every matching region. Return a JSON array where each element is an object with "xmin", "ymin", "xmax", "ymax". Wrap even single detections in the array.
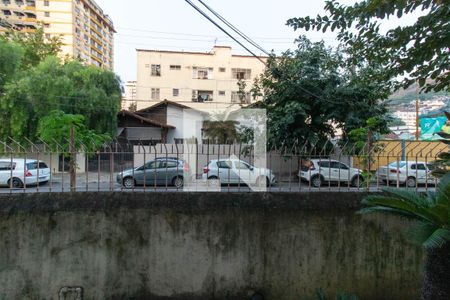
[
  {"xmin": 203, "ymin": 120, "xmax": 240, "ymax": 144},
  {"xmin": 0, "ymin": 56, "xmax": 121, "ymax": 141},
  {"xmin": 257, "ymin": 37, "xmax": 390, "ymax": 146},
  {"xmin": 0, "ymin": 28, "xmax": 121, "ymax": 143},
  {"xmin": 0, "ymin": 39, "xmax": 23, "ymax": 92},
  {"xmin": 38, "ymin": 110, "xmax": 110, "ymax": 152},
  {"xmin": 360, "ymin": 173, "xmax": 450, "ymax": 249},
  {"xmin": 127, "ymin": 102, "xmax": 137, "ymax": 112},
  {"xmin": 2, "ymin": 26, "xmax": 62, "ymax": 69},
  {"xmin": 287, "ymin": 1, "xmax": 450, "ymax": 92}
]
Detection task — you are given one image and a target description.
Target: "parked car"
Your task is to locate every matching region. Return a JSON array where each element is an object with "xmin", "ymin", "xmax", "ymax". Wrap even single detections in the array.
[
  {"xmin": 376, "ymin": 161, "xmax": 437, "ymax": 187},
  {"xmin": 202, "ymin": 159, "xmax": 276, "ymax": 187},
  {"xmin": 298, "ymin": 159, "xmax": 363, "ymax": 188},
  {"xmin": 117, "ymin": 158, "xmax": 189, "ymax": 189},
  {"xmin": 0, "ymin": 159, "xmax": 50, "ymax": 188}
]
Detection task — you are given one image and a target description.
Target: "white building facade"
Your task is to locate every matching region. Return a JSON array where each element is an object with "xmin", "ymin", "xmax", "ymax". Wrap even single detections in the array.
[{"xmin": 136, "ymin": 46, "xmax": 267, "ymax": 110}]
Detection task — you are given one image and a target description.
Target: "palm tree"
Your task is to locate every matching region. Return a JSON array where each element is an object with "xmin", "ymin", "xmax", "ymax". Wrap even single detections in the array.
[
  {"xmin": 202, "ymin": 111, "xmax": 240, "ymax": 144},
  {"xmin": 360, "ymin": 173, "xmax": 450, "ymax": 300}
]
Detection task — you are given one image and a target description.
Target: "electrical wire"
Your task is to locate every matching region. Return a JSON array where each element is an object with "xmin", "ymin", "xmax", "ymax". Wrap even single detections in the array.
[
  {"xmin": 195, "ymin": 0, "xmax": 270, "ymax": 56},
  {"xmin": 183, "ymin": 0, "xmax": 267, "ymax": 65}
]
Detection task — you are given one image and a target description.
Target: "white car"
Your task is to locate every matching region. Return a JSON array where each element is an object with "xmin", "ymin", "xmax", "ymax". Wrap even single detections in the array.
[
  {"xmin": 376, "ymin": 161, "xmax": 436, "ymax": 187},
  {"xmin": 298, "ymin": 159, "xmax": 363, "ymax": 188},
  {"xmin": 0, "ymin": 159, "xmax": 50, "ymax": 188},
  {"xmin": 202, "ymin": 159, "xmax": 276, "ymax": 187}
]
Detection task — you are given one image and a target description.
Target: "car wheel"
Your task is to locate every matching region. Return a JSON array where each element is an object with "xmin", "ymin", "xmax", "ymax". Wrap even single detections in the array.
[
  {"xmin": 8, "ymin": 177, "xmax": 23, "ymax": 188},
  {"xmin": 406, "ymin": 177, "xmax": 416, "ymax": 188},
  {"xmin": 207, "ymin": 176, "xmax": 220, "ymax": 188},
  {"xmin": 351, "ymin": 175, "xmax": 364, "ymax": 188},
  {"xmin": 39, "ymin": 181, "xmax": 48, "ymax": 186},
  {"xmin": 173, "ymin": 176, "xmax": 184, "ymax": 188},
  {"xmin": 122, "ymin": 177, "xmax": 135, "ymax": 189},
  {"xmin": 311, "ymin": 175, "xmax": 322, "ymax": 188}
]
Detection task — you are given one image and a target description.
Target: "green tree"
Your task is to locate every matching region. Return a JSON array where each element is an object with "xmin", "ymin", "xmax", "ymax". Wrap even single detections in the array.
[
  {"xmin": 38, "ymin": 110, "xmax": 110, "ymax": 191},
  {"xmin": 3, "ymin": 26, "xmax": 62, "ymax": 68},
  {"xmin": 258, "ymin": 37, "xmax": 390, "ymax": 146},
  {"xmin": 127, "ymin": 101, "xmax": 137, "ymax": 112},
  {"xmin": 203, "ymin": 120, "xmax": 240, "ymax": 144},
  {"xmin": 287, "ymin": 1, "xmax": 450, "ymax": 92},
  {"xmin": 360, "ymin": 173, "xmax": 450, "ymax": 299},
  {"xmin": 348, "ymin": 116, "xmax": 390, "ymax": 187},
  {"xmin": 0, "ymin": 39, "xmax": 23, "ymax": 92},
  {"xmin": 236, "ymin": 78, "xmax": 248, "ymax": 105},
  {"xmin": 202, "ymin": 112, "xmax": 241, "ymax": 144},
  {"xmin": 38, "ymin": 110, "xmax": 110, "ymax": 152},
  {"xmin": 0, "ymin": 56, "xmax": 121, "ymax": 141}
]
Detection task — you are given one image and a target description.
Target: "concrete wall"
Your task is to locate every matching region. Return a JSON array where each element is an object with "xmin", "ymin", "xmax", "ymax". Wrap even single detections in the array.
[{"xmin": 0, "ymin": 192, "xmax": 423, "ymax": 300}]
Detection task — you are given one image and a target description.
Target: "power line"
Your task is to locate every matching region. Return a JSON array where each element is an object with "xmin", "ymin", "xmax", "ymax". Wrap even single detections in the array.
[
  {"xmin": 195, "ymin": 0, "xmax": 270, "ymax": 56},
  {"xmin": 183, "ymin": 0, "xmax": 267, "ymax": 65}
]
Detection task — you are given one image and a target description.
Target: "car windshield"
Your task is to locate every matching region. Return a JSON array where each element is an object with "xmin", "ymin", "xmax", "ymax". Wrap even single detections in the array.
[{"xmin": 388, "ymin": 162, "xmax": 406, "ymax": 168}]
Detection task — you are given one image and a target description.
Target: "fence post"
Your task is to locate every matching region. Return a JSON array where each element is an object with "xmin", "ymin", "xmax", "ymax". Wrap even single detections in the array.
[{"xmin": 69, "ymin": 126, "xmax": 76, "ymax": 192}]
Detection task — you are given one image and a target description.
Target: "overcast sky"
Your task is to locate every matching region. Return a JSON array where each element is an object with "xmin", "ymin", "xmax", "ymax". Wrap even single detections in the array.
[{"xmin": 95, "ymin": 0, "xmax": 420, "ymax": 83}]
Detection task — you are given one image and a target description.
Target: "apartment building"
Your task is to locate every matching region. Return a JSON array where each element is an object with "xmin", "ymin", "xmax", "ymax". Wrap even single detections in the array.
[
  {"xmin": 136, "ymin": 46, "xmax": 267, "ymax": 110},
  {"xmin": 122, "ymin": 80, "xmax": 137, "ymax": 109},
  {"xmin": 0, "ymin": 0, "xmax": 114, "ymax": 69}
]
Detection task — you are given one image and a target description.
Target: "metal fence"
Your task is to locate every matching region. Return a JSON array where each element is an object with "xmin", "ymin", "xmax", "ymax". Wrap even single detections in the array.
[{"xmin": 0, "ymin": 138, "xmax": 447, "ymax": 193}]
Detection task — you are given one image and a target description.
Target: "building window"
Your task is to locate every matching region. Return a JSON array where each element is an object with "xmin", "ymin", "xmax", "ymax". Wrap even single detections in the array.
[
  {"xmin": 173, "ymin": 89, "xmax": 179, "ymax": 97},
  {"xmin": 44, "ymin": 23, "xmax": 50, "ymax": 28},
  {"xmin": 231, "ymin": 91, "xmax": 251, "ymax": 104},
  {"xmin": 219, "ymin": 67, "xmax": 226, "ymax": 72},
  {"xmin": 193, "ymin": 67, "xmax": 213, "ymax": 80},
  {"xmin": 151, "ymin": 64, "xmax": 161, "ymax": 76},
  {"xmin": 43, "ymin": 0, "xmax": 49, "ymax": 6},
  {"xmin": 151, "ymin": 88, "xmax": 160, "ymax": 100},
  {"xmin": 170, "ymin": 65, "xmax": 181, "ymax": 70},
  {"xmin": 192, "ymin": 90, "xmax": 213, "ymax": 102},
  {"xmin": 45, "ymin": 33, "xmax": 50, "ymax": 39},
  {"xmin": 232, "ymin": 68, "xmax": 251, "ymax": 80},
  {"xmin": 44, "ymin": 11, "xmax": 50, "ymax": 17},
  {"xmin": 218, "ymin": 91, "xmax": 225, "ymax": 96},
  {"xmin": 2, "ymin": 0, "xmax": 11, "ymax": 5}
]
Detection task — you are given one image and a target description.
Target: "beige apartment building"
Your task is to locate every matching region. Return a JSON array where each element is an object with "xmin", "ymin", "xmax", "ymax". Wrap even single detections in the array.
[
  {"xmin": 136, "ymin": 46, "xmax": 267, "ymax": 110},
  {"xmin": 122, "ymin": 80, "xmax": 137, "ymax": 109},
  {"xmin": 0, "ymin": 0, "xmax": 114, "ymax": 69}
]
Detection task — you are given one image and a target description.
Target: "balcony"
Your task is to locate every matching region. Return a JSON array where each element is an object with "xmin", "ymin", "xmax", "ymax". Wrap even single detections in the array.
[{"xmin": 192, "ymin": 90, "xmax": 213, "ymax": 102}]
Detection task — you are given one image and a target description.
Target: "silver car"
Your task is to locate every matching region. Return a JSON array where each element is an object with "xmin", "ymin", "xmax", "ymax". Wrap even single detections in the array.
[
  {"xmin": 376, "ymin": 161, "xmax": 437, "ymax": 187},
  {"xmin": 117, "ymin": 158, "xmax": 189, "ymax": 189}
]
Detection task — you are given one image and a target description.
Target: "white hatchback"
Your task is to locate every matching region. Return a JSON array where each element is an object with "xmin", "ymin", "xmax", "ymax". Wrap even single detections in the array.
[
  {"xmin": 298, "ymin": 159, "xmax": 363, "ymax": 188},
  {"xmin": 202, "ymin": 159, "xmax": 276, "ymax": 187},
  {"xmin": 0, "ymin": 159, "xmax": 50, "ymax": 188},
  {"xmin": 376, "ymin": 161, "xmax": 437, "ymax": 187}
]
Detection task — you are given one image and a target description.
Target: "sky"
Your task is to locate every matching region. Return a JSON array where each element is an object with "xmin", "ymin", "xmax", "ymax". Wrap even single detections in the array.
[{"xmin": 95, "ymin": 0, "xmax": 420, "ymax": 83}]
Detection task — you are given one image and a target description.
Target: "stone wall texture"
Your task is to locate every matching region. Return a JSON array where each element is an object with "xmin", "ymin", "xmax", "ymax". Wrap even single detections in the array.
[{"xmin": 0, "ymin": 192, "xmax": 423, "ymax": 299}]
